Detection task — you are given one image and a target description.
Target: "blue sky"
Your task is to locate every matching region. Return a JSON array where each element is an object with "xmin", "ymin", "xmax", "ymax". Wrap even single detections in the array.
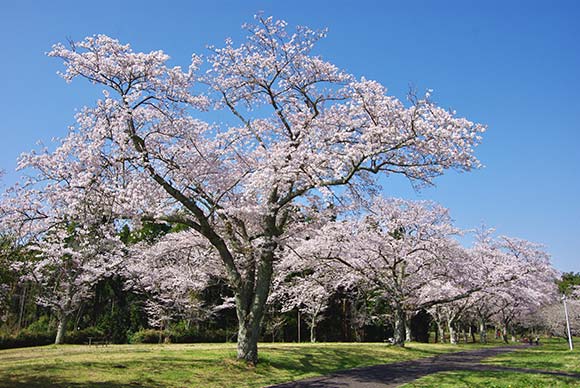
[{"xmin": 0, "ymin": 0, "xmax": 578, "ymax": 272}]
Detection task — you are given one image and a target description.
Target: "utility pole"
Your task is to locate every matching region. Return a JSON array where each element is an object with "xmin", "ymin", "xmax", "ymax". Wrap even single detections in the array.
[{"xmin": 562, "ymin": 294, "xmax": 574, "ymax": 351}]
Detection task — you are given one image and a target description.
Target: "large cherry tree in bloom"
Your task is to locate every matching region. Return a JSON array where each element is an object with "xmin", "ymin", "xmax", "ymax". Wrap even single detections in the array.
[{"xmin": 3, "ymin": 16, "xmax": 484, "ymax": 363}]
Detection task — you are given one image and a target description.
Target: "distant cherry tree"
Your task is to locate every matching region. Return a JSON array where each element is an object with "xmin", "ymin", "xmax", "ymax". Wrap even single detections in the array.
[
  {"xmin": 125, "ymin": 230, "xmax": 224, "ymax": 329},
  {"xmin": 299, "ymin": 198, "xmax": 470, "ymax": 346},
  {"xmin": 29, "ymin": 223, "xmax": 123, "ymax": 344}
]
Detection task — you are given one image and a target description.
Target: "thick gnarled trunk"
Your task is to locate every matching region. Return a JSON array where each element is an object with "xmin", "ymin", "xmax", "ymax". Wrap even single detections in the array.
[
  {"xmin": 234, "ymin": 238, "xmax": 276, "ymax": 365},
  {"xmin": 236, "ymin": 312, "xmax": 262, "ymax": 364}
]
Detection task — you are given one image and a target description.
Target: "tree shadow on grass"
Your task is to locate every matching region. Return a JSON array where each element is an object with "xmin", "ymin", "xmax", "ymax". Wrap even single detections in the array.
[
  {"xmin": 0, "ymin": 357, "xmax": 222, "ymax": 388},
  {"xmin": 0, "ymin": 376, "xmax": 163, "ymax": 388},
  {"xmin": 267, "ymin": 346, "xmax": 580, "ymax": 388}
]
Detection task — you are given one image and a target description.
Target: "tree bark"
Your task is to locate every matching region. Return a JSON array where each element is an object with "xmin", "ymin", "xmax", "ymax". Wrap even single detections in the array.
[
  {"xmin": 393, "ymin": 307, "xmax": 406, "ymax": 346},
  {"xmin": 310, "ymin": 317, "xmax": 317, "ymax": 343},
  {"xmin": 479, "ymin": 320, "xmax": 487, "ymax": 343},
  {"xmin": 437, "ymin": 322, "xmax": 446, "ymax": 343},
  {"xmin": 234, "ymin": 239, "xmax": 275, "ymax": 365},
  {"xmin": 405, "ymin": 319, "xmax": 412, "ymax": 342},
  {"xmin": 236, "ymin": 313, "xmax": 261, "ymax": 364},
  {"xmin": 448, "ymin": 319, "xmax": 458, "ymax": 345},
  {"xmin": 501, "ymin": 325, "xmax": 509, "ymax": 344},
  {"xmin": 55, "ymin": 314, "xmax": 67, "ymax": 345}
]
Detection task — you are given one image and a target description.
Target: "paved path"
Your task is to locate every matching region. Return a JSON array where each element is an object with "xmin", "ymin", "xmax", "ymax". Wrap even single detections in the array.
[{"xmin": 267, "ymin": 345, "xmax": 580, "ymax": 388}]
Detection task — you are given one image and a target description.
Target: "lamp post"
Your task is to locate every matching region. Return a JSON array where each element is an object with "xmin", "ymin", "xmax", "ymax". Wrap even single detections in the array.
[{"xmin": 562, "ymin": 294, "xmax": 574, "ymax": 351}]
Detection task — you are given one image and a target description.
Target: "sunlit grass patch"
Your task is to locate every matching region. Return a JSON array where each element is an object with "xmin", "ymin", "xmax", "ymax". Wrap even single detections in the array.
[{"xmin": 0, "ymin": 341, "xmax": 503, "ymax": 388}]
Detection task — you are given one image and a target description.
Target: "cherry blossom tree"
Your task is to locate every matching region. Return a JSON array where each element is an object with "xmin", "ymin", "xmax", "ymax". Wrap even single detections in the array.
[
  {"xmin": 28, "ymin": 223, "xmax": 123, "ymax": 344},
  {"xmin": 536, "ymin": 299, "xmax": 580, "ymax": 337},
  {"xmin": 124, "ymin": 230, "xmax": 224, "ymax": 330},
  {"xmin": 270, "ymin": 251, "xmax": 336, "ymax": 343},
  {"xmin": 431, "ymin": 230, "xmax": 558, "ymax": 344},
  {"xmin": 2, "ymin": 15, "xmax": 484, "ymax": 363},
  {"xmin": 298, "ymin": 198, "xmax": 470, "ymax": 346}
]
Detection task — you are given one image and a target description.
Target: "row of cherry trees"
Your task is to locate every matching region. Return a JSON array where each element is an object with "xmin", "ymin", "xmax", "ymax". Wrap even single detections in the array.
[
  {"xmin": 0, "ymin": 195, "xmax": 562, "ymax": 350},
  {"xmin": 0, "ymin": 15, "xmax": 566, "ymax": 363}
]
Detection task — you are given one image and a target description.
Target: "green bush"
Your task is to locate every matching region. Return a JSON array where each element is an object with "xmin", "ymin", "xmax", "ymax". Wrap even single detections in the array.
[
  {"xmin": 128, "ymin": 329, "xmax": 164, "ymax": 344},
  {"xmin": 0, "ymin": 330, "xmax": 54, "ymax": 349},
  {"xmin": 66, "ymin": 327, "xmax": 105, "ymax": 344},
  {"xmin": 127, "ymin": 324, "xmax": 233, "ymax": 344},
  {"xmin": 25, "ymin": 315, "xmax": 54, "ymax": 334},
  {"xmin": 165, "ymin": 322, "xmax": 198, "ymax": 343}
]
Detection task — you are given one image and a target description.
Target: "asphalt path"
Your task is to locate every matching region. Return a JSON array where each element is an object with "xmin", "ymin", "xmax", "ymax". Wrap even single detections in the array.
[{"xmin": 267, "ymin": 345, "xmax": 580, "ymax": 388}]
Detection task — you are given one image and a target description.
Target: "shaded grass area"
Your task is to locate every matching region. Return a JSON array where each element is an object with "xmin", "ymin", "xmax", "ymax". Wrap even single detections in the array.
[
  {"xmin": 402, "ymin": 337, "xmax": 580, "ymax": 388},
  {"xmin": 0, "ymin": 341, "xmax": 501, "ymax": 388}
]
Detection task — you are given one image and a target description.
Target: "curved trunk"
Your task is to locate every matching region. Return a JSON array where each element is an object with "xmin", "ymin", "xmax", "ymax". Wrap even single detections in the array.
[
  {"xmin": 310, "ymin": 318, "xmax": 317, "ymax": 343},
  {"xmin": 55, "ymin": 314, "xmax": 67, "ymax": 345},
  {"xmin": 405, "ymin": 319, "xmax": 412, "ymax": 342}
]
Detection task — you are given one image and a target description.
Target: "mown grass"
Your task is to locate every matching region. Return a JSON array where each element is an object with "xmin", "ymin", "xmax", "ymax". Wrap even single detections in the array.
[
  {"xmin": 0, "ymin": 340, "xmax": 503, "ymax": 388},
  {"xmin": 402, "ymin": 337, "xmax": 580, "ymax": 388}
]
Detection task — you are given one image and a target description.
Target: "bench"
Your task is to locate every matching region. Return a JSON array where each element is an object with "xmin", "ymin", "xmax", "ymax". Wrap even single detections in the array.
[{"xmin": 87, "ymin": 337, "xmax": 110, "ymax": 347}]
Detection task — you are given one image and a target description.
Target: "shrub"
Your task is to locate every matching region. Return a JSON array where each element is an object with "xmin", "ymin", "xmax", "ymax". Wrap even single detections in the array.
[
  {"xmin": 66, "ymin": 327, "xmax": 105, "ymax": 344},
  {"xmin": 128, "ymin": 329, "xmax": 164, "ymax": 344},
  {"xmin": 0, "ymin": 330, "xmax": 54, "ymax": 349},
  {"xmin": 25, "ymin": 315, "xmax": 54, "ymax": 334}
]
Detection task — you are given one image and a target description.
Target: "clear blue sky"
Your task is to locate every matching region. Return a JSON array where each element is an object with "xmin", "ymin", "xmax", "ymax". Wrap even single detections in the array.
[{"xmin": 0, "ymin": 0, "xmax": 578, "ymax": 272}]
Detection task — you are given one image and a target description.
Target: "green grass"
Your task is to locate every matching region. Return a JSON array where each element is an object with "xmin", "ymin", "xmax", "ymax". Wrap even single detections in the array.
[
  {"xmin": 484, "ymin": 337, "xmax": 580, "ymax": 373},
  {"xmin": 402, "ymin": 370, "xmax": 580, "ymax": 388},
  {"xmin": 0, "ymin": 341, "xmax": 502, "ymax": 388},
  {"xmin": 402, "ymin": 337, "xmax": 580, "ymax": 388}
]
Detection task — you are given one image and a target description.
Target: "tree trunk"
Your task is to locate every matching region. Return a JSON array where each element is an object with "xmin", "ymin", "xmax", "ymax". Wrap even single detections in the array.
[
  {"xmin": 479, "ymin": 320, "xmax": 487, "ymax": 343},
  {"xmin": 236, "ymin": 313, "xmax": 261, "ymax": 364},
  {"xmin": 310, "ymin": 317, "xmax": 317, "ymax": 343},
  {"xmin": 55, "ymin": 314, "xmax": 67, "ymax": 345},
  {"xmin": 437, "ymin": 321, "xmax": 446, "ymax": 343},
  {"xmin": 17, "ymin": 284, "xmax": 27, "ymax": 330},
  {"xmin": 393, "ymin": 307, "xmax": 406, "ymax": 347},
  {"xmin": 342, "ymin": 298, "xmax": 349, "ymax": 342},
  {"xmin": 502, "ymin": 325, "xmax": 509, "ymax": 344},
  {"xmin": 234, "ymin": 239, "xmax": 275, "ymax": 365},
  {"xmin": 405, "ymin": 319, "xmax": 412, "ymax": 342},
  {"xmin": 448, "ymin": 320, "xmax": 458, "ymax": 345}
]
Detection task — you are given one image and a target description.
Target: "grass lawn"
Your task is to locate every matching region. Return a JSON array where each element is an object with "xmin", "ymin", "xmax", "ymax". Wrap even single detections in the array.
[
  {"xmin": 0, "ymin": 340, "xmax": 504, "ymax": 388},
  {"xmin": 402, "ymin": 337, "xmax": 580, "ymax": 388}
]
